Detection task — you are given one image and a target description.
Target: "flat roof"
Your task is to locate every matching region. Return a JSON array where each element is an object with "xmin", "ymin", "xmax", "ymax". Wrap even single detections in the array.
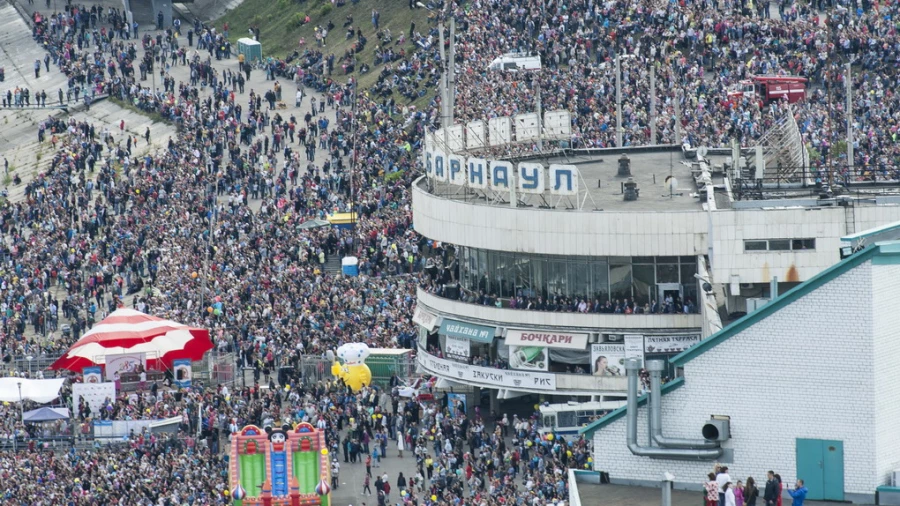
[
  {"xmin": 423, "ymin": 148, "xmax": 726, "ymax": 212},
  {"xmin": 577, "ymin": 483, "xmax": 834, "ymax": 506}
]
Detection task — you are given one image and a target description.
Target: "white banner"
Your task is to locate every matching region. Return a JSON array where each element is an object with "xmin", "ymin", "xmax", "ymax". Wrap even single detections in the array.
[
  {"xmin": 506, "ymin": 330, "xmax": 588, "ymax": 350},
  {"xmin": 419, "ymin": 353, "xmax": 556, "ymax": 391},
  {"xmin": 412, "ymin": 306, "xmax": 439, "ymax": 332},
  {"xmin": 73, "ymin": 382, "xmax": 117, "ymax": 418},
  {"xmin": 591, "ymin": 344, "xmax": 625, "ymax": 377},
  {"xmin": 445, "ymin": 335, "xmax": 470, "ymax": 359},
  {"xmin": 624, "ymin": 335, "xmax": 645, "ymax": 363},
  {"xmin": 509, "ymin": 345, "xmax": 549, "ymax": 371},
  {"xmin": 105, "ymin": 353, "xmax": 147, "ymax": 381},
  {"xmin": 644, "ymin": 335, "xmax": 702, "ymax": 354}
]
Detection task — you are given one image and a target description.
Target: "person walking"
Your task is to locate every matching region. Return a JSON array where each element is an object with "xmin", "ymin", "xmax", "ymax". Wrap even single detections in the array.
[{"xmin": 34, "ymin": 60, "xmax": 41, "ymax": 78}]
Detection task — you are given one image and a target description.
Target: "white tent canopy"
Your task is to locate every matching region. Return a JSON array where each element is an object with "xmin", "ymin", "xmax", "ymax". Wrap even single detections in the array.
[{"xmin": 0, "ymin": 378, "xmax": 65, "ymax": 404}]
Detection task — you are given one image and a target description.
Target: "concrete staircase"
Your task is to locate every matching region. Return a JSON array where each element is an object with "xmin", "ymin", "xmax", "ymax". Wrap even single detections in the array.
[{"xmin": 324, "ymin": 256, "xmax": 342, "ymax": 274}]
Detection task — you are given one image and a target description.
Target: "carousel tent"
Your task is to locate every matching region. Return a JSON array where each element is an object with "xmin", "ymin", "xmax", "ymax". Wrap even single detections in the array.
[{"xmin": 50, "ymin": 308, "xmax": 212, "ymax": 372}]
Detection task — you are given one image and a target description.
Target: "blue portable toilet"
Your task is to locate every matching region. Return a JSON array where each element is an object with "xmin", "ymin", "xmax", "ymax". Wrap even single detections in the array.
[{"xmin": 342, "ymin": 256, "xmax": 359, "ymax": 276}]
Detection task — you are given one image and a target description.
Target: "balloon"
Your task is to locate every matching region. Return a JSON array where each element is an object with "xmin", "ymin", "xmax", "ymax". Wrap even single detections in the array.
[
  {"xmin": 401, "ymin": 491, "xmax": 407, "ymax": 497},
  {"xmin": 207, "ymin": 307, "xmax": 213, "ymax": 313},
  {"xmin": 431, "ymin": 496, "xmax": 438, "ymax": 502},
  {"xmin": 191, "ymin": 272, "xmax": 198, "ymax": 279},
  {"xmin": 321, "ymin": 448, "xmax": 328, "ymax": 456},
  {"xmin": 546, "ymin": 434, "xmax": 554, "ymax": 441}
]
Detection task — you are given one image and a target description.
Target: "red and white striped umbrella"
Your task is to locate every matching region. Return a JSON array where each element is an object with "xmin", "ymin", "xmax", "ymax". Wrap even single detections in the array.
[{"xmin": 51, "ymin": 308, "xmax": 212, "ymax": 372}]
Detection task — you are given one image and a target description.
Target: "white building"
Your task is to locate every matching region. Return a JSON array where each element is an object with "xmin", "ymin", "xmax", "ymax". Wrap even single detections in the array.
[
  {"xmin": 580, "ymin": 240, "xmax": 900, "ymax": 503},
  {"xmin": 412, "ymin": 142, "xmax": 900, "ymax": 409}
]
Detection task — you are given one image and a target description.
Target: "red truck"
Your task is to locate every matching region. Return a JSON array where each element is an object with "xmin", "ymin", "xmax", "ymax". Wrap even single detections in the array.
[{"xmin": 727, "ymin": 75, "xmax": 807, "ymax": 106}]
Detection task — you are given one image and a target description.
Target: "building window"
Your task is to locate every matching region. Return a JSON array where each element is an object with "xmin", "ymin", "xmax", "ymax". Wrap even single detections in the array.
[
  {"xmin": 792, "ymin": 238, "xmax": 816, "ymax": 250},
  {"xmin": 744, "ymin": 239, "xmax": 816, "ymax": 252},
  {"xmin": 744, "ymin": 241, "xmax": 768, "ymax": 251},
  {"xmin": 768, "ymin": 239, "xmax": 791, "ymax": 251}
]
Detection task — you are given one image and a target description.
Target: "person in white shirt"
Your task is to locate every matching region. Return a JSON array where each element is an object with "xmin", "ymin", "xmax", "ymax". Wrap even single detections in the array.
[
  {"xmin": 716, "ymin": 467, "xmax": 732, "ymax": 506},
  {"xmin": 724, "ymin": 483, "xmax": 736, "ymax": 506}
]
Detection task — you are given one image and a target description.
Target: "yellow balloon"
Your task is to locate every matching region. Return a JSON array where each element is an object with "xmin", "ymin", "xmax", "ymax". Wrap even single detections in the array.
[
  {"xmin": 431, "ymin": 496, "xmax": 437, "ymax": 502},
  {"xmin": 321, "ymin": 449, "xmax": 328, "ymax": 456},
  {"xmin": 546, "ymin": 434, "xmax": 554, "ymax": 441}
]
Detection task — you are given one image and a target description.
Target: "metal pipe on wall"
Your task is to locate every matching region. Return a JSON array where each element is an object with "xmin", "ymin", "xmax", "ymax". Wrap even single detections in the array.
[
  {"xmin": 647, "ymin": 360, "xmax": 720, "ymax": 449},
  {"xmin": 625, "ymin": 358, "xmax": 722, "ymax": 460}
]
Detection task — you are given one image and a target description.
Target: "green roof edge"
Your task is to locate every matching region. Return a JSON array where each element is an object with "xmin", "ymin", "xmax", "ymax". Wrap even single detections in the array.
[{"xmin": 668, "ymin": 243, "xmax": 884, "ymax": 367}]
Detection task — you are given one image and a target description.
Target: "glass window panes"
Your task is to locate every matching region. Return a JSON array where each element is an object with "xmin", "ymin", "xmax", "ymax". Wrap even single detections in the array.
[
  {"xmin": 632, "ymin": 264, "xmax": 655, "ymax": 306},
  {"xmin": 768, "ymin": 239, "xmax": 791, "ymax": 251},
  {"xmin": 592, "ymin": 261, "xmax": 609, "ymax": 302},
  {"xmin": 568, "ymin": 261, "xmax": 590, "ymax": 300},
  {"xmin": 609, "ymin": 262, "xmax": 632, "ymax": 302},
  {"xmin": 656, "ymin": 263, "xmax": 679, "ymax": 284},
  {"xmin": 744, "ymin": 241, "xmax": 767, "ymax": 251},
  {"xmin": 792, "ymin": 239, "xmax": 815, "ymax": 250}
]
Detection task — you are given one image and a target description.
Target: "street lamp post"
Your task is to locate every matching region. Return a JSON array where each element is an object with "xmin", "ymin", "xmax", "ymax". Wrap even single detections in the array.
[
  {"xmin": 615, "ymin": 53, "xmax": 636, "ymax": 148},
  {"xmin": 15, "ymin": 381, "xmax": 21, "ymax": 453}
]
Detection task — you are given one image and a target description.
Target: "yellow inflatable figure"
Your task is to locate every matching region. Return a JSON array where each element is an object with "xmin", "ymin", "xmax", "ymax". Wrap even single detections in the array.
[{"xmin": 331, "ymin": 343, "xmax": 372, "ymax": 392}]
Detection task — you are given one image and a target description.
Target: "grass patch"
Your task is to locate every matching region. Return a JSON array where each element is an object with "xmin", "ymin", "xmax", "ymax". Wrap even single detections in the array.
[
  {"xmin": 110, "ymin": 97, "xmax": 165, "ymax": 124},
  {"xmin": 217, "ymin": 0, "xmax": 436, "ymax": 100}
]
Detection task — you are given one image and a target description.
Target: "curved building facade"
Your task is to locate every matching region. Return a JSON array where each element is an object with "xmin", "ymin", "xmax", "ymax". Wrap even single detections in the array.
[{"xmin": 411, "ymin": 145, "xmax": 900, "ymax": 406}]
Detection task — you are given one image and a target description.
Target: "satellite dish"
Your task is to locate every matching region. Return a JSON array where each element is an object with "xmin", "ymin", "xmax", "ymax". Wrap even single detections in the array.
[
  {"xmin": 698, "ymin": 146, "xmax": 709, "ymax": 158},
  {"xmin": 665, "ymin": 176, "xmax": 678, "ymax": 192}
]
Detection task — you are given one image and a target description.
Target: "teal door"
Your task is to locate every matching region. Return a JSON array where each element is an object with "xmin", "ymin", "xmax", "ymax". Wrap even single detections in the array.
[{"xmin": 796, "ymin": 438, "xmax": 844, "ymax": 501}]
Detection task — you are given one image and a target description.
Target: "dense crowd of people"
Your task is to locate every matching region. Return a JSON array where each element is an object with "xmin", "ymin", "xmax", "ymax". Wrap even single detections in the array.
[{"xmin": 0, "ymin": 0, "xmax": 896, "ymax": 501}]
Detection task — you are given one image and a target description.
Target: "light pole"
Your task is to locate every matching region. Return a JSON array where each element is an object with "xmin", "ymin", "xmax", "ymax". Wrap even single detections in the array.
[
  {"xmin": 615, "ymin": 53, "xmax": 636, "ymax": 148},
  {"xmin": 845, "ymin": 61, "xmax": 853, "ymax": 174},
  {"xmin": 15, "ymin": 381, "xmax": 21, "ymax": 453}
]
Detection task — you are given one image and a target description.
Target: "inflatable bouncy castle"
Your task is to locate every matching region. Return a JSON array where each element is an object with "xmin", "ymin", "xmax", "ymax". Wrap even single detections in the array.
[{"xmin": 229, "ymin": 422, "xmax": 332, "ymax": 506}]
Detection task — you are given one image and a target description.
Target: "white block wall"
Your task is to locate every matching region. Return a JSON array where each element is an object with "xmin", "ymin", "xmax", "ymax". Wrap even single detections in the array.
[
  {"xmin": 873, "ymin": 263, "xmax": 900, "ymax": 483},
  {"xmin": 593, "ymin": 260, "xmax": 884, "ymax": 496}
]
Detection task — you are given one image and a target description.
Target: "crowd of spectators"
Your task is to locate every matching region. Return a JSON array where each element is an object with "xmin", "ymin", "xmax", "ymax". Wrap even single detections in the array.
[{"xmin": 3, "ymin": 0, "xmax": 900, "ymax": 500}]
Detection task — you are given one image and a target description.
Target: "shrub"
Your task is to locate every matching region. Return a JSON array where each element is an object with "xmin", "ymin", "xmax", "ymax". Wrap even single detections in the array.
[{"xmin": 318, "ymin": 3, "xmax": 333, "ymax": 16}]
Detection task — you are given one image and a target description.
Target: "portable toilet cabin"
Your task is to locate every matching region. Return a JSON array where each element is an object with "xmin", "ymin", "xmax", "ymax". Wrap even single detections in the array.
[
  {"xmin": 237, "ymin": 38, "xmax": 262, "ymax": 64},
  {"xmin": 341, "ymin": 256, "xmax": 359, "ymax": 277}
]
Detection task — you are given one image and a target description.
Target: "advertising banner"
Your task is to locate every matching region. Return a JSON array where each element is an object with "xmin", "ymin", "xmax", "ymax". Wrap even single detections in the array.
[
  {"xmin": 439, "ymin": 319, "xmax": 495, "ymax": 343},
  {"xmin": 591, "ymin": 344, "xmax": 626, "ymax": 377},
  {"xmin": 105, "ymin": 353, "xmax": 146, "ymax": 381},
  {"xmin": 508, "ymin": 346, "xmax": 549, "ymax": 371},
  {"xmin": 419, "ymin": 353, "xmax": 556, "ymax": 391},
  {"xmin": 444, "ymin": 334, "xmax": 471, "ymax": 360},
  {"xmin": 412, "ymin": 306, "xmax": 439, "ymax": 332},
  {"xmin": 506, "ymin": 330, "xmax": 588, "ymax": 350},
  {"xmin": 173, "ymin": 359, "xmax": 192, "ymax": 388},
  {"xmin": 624, "ymin": 335, "xmax": 645, "ymax": 363},
  {"xmin": 83, "ymin": 366, "xmax": 103, "ymax": 384},
  {"xmin": 644, "ymin": 335, "xmax": 702, "ymax": 354},
  {"xmin": 73, "ymin": 382, "xmax": 117, "ymax": 418},
  {"xmin": 447, "ymin": 392, "xmax": 467, "ymax": 419}
]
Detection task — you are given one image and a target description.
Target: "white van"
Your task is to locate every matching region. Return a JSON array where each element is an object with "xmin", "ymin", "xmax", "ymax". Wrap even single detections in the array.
[{"xmin": 487, "ymin": 52, "xmax": 541, "ymax": 72}]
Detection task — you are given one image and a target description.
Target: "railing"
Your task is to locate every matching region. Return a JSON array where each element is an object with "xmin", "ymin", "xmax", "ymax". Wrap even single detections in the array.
[
  {"xmin": 289, "ymin": 354, "xmax": 417, "ymax": 388},
  {"xmin": 418, "ymin": 288, "xmax": 704, "ymax": 331}
]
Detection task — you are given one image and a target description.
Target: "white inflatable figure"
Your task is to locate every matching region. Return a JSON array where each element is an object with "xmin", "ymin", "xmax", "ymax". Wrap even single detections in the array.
[{"xmin": 331, "ymin": 343, "xmax": 372, "ymax": 391}]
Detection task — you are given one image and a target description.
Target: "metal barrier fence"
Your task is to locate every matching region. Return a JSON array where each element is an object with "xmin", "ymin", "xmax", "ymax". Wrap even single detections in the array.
[{"xmin": 289, "ymin": 354, "xmax": 417, "ymax": 388}]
